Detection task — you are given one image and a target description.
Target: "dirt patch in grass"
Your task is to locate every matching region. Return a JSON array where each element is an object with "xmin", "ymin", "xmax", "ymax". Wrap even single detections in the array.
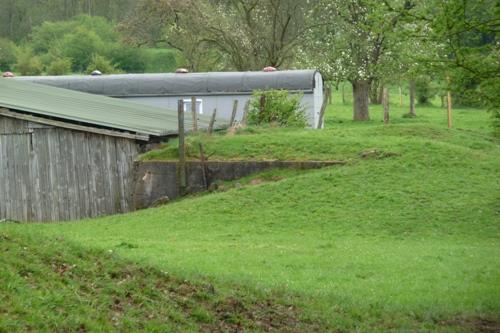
[
  {"xmin": 0, "ymin": 231, "xmax": 323, "ymax": 332},
  {"xmin": 440, "ymin": 318, "xmax": 500, "ymax": 333}
]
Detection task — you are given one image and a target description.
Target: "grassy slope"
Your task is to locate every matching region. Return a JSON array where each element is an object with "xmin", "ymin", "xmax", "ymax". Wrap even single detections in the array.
[
  {"xmin": 2, "ymin": 97, "xmax": 499, "ymax": 332},
  {"xmin": 0, "ymin": 231, "xmax": 319, "ymax": 333}
]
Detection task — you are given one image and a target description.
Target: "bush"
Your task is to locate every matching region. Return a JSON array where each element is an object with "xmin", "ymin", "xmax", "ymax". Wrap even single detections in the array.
[
  {"xmin": 85, "ymin": 54, "xmax": 122, "ymax": 74},
  {"xmin": 47, "ymin": 58, "xmax": 72, "ymax": 75},
  {"xmin": 144, "ymin": 48, "xmax": 179, "ymax": 73},
  {"xmin": 108, "ymin": 44, "xmax": 146, "ymax": 73},
  {"xmin": 15, "ymin": 47, "xmax": 43, "ymax": 75},
  {"xmin": 248, "ymin": 90, "xmax": 306, "ymax": 127},
  {"xmin": 62, "ymin": 29, "xmax": 104, "ymax": 72},
  {"xmin": 0, "ymin": 38, "xmax": 18, "ymax": 71}
]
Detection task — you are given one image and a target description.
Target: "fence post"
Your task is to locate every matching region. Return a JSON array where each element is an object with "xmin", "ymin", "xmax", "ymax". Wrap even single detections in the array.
[
  {"xmin": 317, "ymin": 89, "xmax": 329, "ymax": 129},
  {"xmin": 208, "ymin": 108, "xmax": 217, "ymax": 135},
  {"xmin": 383, "ymin": 87, "xmax": 389, "ymax": 124},
  {"xmin": 241, "ymin": 100, "xmax": 250, "ymax": 127},
  {"xmin": 327, "ymin": 86, "xmax": 332, "ymax": 104},
  {"xmin": 199, "ymin": 142, "xmax": 208, "ymax": 189},
  {"xmin": 342, "ymin": 83, "xmax": 346, "ymax": 104},
  {"xmin": 178, "ymin": 100, "xmax": 187, "ymax": 195},
  {"xmin": 229, "ymin": 100, "xmax": 238, "ymax": 127},
  {"xmin": 399, "ymin": 85, "xmax": 403, "ymax": 107},
  {"xmin": 409, "ymin": 80, "xmax": 416, "ymax": 117},
  {"xmin": 191, "ymin": 96, "xmax": 198, "ymax": 132},
  {"xmin": 447, "ymin": 76, "xmax": 452, "ymax": 129}
]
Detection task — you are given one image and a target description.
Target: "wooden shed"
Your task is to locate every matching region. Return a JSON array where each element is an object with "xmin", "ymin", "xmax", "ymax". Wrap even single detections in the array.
[{"xmin": 0, "ymin": 79, "xmax": 213, "ymax": 222}]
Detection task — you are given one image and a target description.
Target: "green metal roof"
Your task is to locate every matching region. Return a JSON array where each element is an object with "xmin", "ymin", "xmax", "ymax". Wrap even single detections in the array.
[{"xmin": 0, "ymin": 78, "xmax": 216, "ymax": 137}]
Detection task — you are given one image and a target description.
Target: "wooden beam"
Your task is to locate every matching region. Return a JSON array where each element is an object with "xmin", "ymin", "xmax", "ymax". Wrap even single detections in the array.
[
  {"xmin": 317, "ymin": 89, "xmax": 329, "ymax": 129},
  {"xmin": 229, "ymin": 99, "xmax": 238, "ymax": 127},
  {"xmin": 0, "ymin": 108, "xmax": 149, "ymax": 141},
  {"xmin": 191, "ymin": 96, "xmax": 198, "ymax": 132},
  {"xmin": 383, "ymin": 87, "xmax": 389, "ymax": 124},
  {"xmin": 208, "ymin": 108, "xmax": 217, "ymax": 135},
  {"xmin": 447, "ymin": 76, "xmax": 453, "ymax": 129},
  {"xmin": 241, "ymin": 100, "xmax": 250, "ymax": 127},
  {"xmin": 177, "ymin": 100, "xmax": 187, "ymax": 195}
]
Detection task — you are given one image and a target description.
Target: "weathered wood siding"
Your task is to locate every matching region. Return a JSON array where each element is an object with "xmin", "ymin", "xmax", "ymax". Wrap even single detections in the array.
[{"xmin": 0, "ymin": 116, "xmax": 138, "ymax": 222}]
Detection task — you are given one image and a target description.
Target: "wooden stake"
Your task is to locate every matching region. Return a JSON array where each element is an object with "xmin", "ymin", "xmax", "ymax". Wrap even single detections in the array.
[
  {"xmin": 342, "ymin": 83, "xmax": 346, "ymax": 104},
  {"xmin": 208, "ymin": 108, "xmax": 217, "ymax": 135},
  {"xmin": 447, "ymin": 91, "xmax": 452, "ymax": 128},
  {"xmin": 198, "ymin": 142, "xmax": 208, "ymax": 189},
  {"xmin": 191, "ymin": 96, "xmax": 198, "ymax": 132},
  {"xmin": 177, "ymin": 100, "xmax": 187, "ymax": 195},
  {"xmin": 317, "ymin": 89, "xmax": 329, "ymax": 129},
  {"xmin": 241, "ymin": 100, "xmax": 250, "ymax": 127},
  {"xmin": 409, "ymin": 80, "xmax": 416, "ymax": 117},
  {"xmin": 383, "ymin": 87, "xmax": 390, "ymax": 124},
  {"xmin": 229, "ymin": 100, "xmax": 238, "ymax": 127},
  {"xmin": 327, "ymin": 86, "xmax": 332, "ymax": 104},
  {"xmin": 399, "ymin": 85, "xmax": 403, "ymax": 107}
]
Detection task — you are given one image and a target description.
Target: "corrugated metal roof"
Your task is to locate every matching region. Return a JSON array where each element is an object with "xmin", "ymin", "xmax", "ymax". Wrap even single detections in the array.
[
  {"xmin": 0, "ymin": 78, "xmax": 216, "ymax": 137},
  {"xmin": 15, "ymin": 70, "xmax": 320, "ymax": 97}
]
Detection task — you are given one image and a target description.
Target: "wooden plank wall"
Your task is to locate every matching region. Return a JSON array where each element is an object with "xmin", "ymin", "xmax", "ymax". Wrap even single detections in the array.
[{"xmin": 0, "ymin": 116, "xmax": 138, "ymax": 222}]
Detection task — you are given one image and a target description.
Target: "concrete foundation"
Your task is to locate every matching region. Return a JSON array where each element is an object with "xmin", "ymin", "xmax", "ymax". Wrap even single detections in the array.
[{"xmin": 133, "ymin": 160, "xmax": 344, "ymax": 209}]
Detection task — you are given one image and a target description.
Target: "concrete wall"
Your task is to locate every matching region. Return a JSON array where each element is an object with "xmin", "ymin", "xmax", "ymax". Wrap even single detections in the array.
[
  {"xmin": 121, "ymin": 93, "xmax": 318, "ymax": 128},
  {"xmin": 134, "ymin": 160, "xmax": 344, "ymax": 209}
]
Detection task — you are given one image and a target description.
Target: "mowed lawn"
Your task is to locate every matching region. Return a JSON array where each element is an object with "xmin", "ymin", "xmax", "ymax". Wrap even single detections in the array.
[{"xmin": 2, "ymin": 96, "xmax": 500, "ymax": 331}]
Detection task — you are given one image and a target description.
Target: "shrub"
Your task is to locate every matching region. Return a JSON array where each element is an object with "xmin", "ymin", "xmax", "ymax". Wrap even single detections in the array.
[
  {"xmin": 62, "ymin": 29, "xmax": 104, "ymax": 72},
  {"xmin": 15, "ymin": 47, "xmax": 43, "ymax": 75},
  {"xmin": 85, "ymin": 54, "xmax": 122, "ymax": 74},
  {"xmin": 248, "ymin": 90, "xmax": 306, "ymax": 127},
  {"xmin": 0, "ymin": 38, "xmax": 18, "ymax": 71},
  {"xmin": 47, "ymin": 58, "xmax": 72, "ymax": 75},
  {"xmin": 108, "ymin": 44, "xmax": 146, "ymax": 73},
  {"xmin": 144, "ymin": 48, "xmax": 178, "ymax": 73}
]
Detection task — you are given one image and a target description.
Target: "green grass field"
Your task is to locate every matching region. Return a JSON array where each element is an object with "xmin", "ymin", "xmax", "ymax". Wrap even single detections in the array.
[{"xmin": 1, "ymin": 94, "xmax": 499, "ymax": 332}]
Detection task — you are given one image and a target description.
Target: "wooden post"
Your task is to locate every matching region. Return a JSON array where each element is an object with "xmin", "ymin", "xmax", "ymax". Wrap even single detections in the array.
[
  {"xmin": 409, "ymin": 80, "xmax": 416, "ymax": 117},
  {"xmin": 342, "ymin": 83, "xmax": 346, "ymax": 104},
  {"xmin": 208, "ymin": 108, "xmax": 217, "ymax": 135},
  {"xmin": 229, "ymin": 100, "xmax": 238, "ymax": 127},
  {"xmin": 327, "ymin": 86, "xmax": 332, "ymax": 104},
  {"xmin": 399, "ymin": 85, "xmax": 403, "ymax": 107},
  {"xmin": 383, "ymin": 87, "xmax": 389, "ymax": 124},
  {"xmin": 198, "ymin": 142, "xmax": 208, "ymax": 189},
  {"xmin": 241, "ymin": 100, "xmax": 250, "ymax": 127},
  {"xmin": 447, "ymin": 76, "xmax": 452, "ymax": 129},
  {"xmin": 191, "ymin": 96, "xmax": 198, "ymax": 132},
  {"xmin": 177, "ymin": 100, "xmax": 187, "ymax": 195},
  {"xmin": 317, "ymin": 89, "xmax": 329, "ymax": 129}
]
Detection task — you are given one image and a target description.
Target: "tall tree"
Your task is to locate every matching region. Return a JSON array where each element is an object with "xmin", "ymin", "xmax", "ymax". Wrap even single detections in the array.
[
  {"xmin": 121, "ymin": 0, "xmax": 313, "ymax": 71},
  {"xmin": 301, "ymin": 0, "xmax": 416, "ymax": 121}
]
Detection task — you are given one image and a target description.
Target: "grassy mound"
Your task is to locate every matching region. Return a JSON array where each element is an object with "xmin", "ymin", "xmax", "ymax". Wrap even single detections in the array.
[{"xmin": 0, "ymin": 230, "xmax": 322, "ymax": 332}]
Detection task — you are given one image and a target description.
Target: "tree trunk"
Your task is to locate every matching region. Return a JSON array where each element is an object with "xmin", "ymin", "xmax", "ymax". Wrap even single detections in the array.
[
  {"xmin": 377, "ymin": 84, "xmax": 384, "ymax": 104},
  {"xmin": 369, "ymin": 80, "xmax": 381, "ymax": 104},
  {"xmin": 409, "ymin": 80, "xmax": 416, "ymax": 117},
  {"xmin": 383, "ymin": 87, "xmax": 389, "ymax": 124},
  {"xmin": 352, "ymin": 80, "xmax": 370, "ymax": 121}
]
